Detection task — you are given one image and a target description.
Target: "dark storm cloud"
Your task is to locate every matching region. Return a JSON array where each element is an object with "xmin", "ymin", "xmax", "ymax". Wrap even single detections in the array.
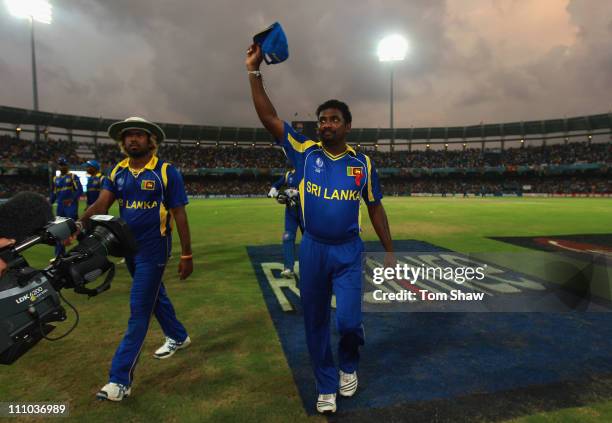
[
  {"xmin": 0, "ymin": 0, "xmax": 610, "ymax": 130},
  {"xmin": 69, "ymin": 0, "xmax": 448, "ymax": 126}
]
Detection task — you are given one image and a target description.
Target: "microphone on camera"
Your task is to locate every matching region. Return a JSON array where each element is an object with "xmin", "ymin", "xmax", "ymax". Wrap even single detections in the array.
[{"xmin": 0, "ymin": 192, "xmax": 54, "ymax": 243}]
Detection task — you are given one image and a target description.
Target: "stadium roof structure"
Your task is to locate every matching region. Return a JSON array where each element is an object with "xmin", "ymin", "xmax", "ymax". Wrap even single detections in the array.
[
  {"xmin": 0, "ymin": 105, "xmax": 610, "ymax": 146},
  {"xmin": 0, "ymin": 105, "xmax": 274, "ymax": 143}
]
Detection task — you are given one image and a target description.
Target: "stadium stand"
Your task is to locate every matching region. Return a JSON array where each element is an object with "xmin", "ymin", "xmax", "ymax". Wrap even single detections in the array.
[
  {"xmin": 0, "ymin": 106, "xmax": 610, "ymax": 198},
  {"xmin": 0, "ymin": 134, "xmax": 79, "ymax": 164}
]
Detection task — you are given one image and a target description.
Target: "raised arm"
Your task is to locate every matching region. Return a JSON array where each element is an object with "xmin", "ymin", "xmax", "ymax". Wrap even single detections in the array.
[{"xmin": 246, "ymin": 43, "xmax": 284, "ymax": 140}]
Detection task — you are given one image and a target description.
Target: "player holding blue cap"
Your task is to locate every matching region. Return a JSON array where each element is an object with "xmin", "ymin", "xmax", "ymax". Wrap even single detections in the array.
[
  {"xmin": 83, "ymin": 159, "xmax": 105, "ymax": 210},
  {"xmin": 50, "ymin": 157, "xmax": 82, "ymax": 255},
  {"xmin": 268, "ymin": 167, "xmax": 300, "ymax": 278},
  {"xmin": 246, "ymin": 42, "xmax": 394, "ymax": 414}
]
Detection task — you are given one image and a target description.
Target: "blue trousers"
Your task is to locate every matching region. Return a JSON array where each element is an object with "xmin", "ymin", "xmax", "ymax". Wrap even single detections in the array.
[
  {"xmin": 282, "ymin": 206, "xmax": 299, "ymax": 271},
  {"xmin": 109, "ymin": 255, "xmax": 188, "ymax": 386},
  {"xmin": 55, "ymin": 204, "xmax": 78, "ymax": 256},
  {"xmin": 299, "ymin": 233, "xmax": 365, "ymax": 394}
]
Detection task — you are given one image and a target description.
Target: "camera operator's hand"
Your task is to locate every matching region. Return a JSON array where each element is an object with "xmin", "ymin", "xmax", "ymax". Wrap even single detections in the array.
[
  {"xmin": 0, "ymin": 238, "xmax": 16, "ymax": 277},
  {"xmin": 63, "ymin": 235, "xmax": 77, "ymax": 247},
  {"xmin": 178, "ymin": 256, "xmax": 193, "ymax": 280},
  {"xmin": 62, "ymin": 220, "xmax": 83, "ymax": 247}
]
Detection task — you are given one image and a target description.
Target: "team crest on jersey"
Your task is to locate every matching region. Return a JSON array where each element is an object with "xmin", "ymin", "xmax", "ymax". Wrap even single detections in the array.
[
  {"xmin": 314, "ymin": 157, "xmax": 324, "ymax": 173},
  {"xmin": 347, "ymin": 166, "xmax": 364, "ymax": 186},
  {"xmin": 141, "ymin": 180, "xmax": 155, "ymax": 190}
]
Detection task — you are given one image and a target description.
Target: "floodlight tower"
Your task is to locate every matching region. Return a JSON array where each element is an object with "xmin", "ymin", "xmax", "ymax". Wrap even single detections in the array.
[
  {"xmin": 6, "ymin": 0, "xmax": 53, "ymax": 142},
  {"xmin": 377, "ymin": 34, "xmax": 408, "ymax": 150}
]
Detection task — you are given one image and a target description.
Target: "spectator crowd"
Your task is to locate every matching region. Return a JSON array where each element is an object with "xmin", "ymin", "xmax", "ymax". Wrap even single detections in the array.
[
  {"xmin": 366, "ymin": 142, "xmax": 610, "ymax": 168},
  {"xmin": 381, "ymin": 176, "xmax": 611, "ymax": 196},
  {"xmin": 0, "ymin": 134, "xmax": 610, "ymax": 198},
  {"xmin": 0, "ymin": 135, "xmax": 79, "ymax": 165},
  {"xmin": 2, "ymin": 135, "xmax": 609, "ymax": 171}
]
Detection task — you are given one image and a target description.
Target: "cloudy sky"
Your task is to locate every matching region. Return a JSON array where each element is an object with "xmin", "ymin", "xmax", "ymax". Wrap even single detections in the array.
[{"xmin": 0, "ymin": 0, "xmax": 610, "ymax": 128}]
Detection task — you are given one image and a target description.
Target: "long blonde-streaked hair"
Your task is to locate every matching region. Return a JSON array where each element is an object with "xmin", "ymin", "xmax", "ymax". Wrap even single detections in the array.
[{"xmin": 119, "ymin": 133, "xmax": 158, "ymax": 156}]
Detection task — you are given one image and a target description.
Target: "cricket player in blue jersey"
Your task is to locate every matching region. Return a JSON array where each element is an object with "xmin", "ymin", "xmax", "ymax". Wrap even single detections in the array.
[
  {"xmin": 50, "ymin": 157, "xmax": 83, "ymax": 255},
  {"xmin": 78, "ymin": 117, "xmax": 194, "ymax": 402},
  {"xmin": 247, "ymin": 43, "xmax": 394, "ymax": 414},
  {"xmin": 83, "ymin": 159, "xmax": 104, "ymax": 210},
  {"xmin": 268, "ymin": 168, "xmax": 300, "ymax": 278}
]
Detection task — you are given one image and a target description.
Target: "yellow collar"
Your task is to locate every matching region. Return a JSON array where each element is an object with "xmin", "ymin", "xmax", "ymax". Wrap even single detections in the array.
[
  {"xmin": 321, "ymin": 144, "xmax": 356, "ymax": 160},
  {"xmin": 120, "ymin": 155, "xmax": 158, "ymax": 177}
]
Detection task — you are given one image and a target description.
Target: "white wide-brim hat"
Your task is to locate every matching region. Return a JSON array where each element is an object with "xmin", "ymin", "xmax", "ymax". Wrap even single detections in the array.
[{"xmin": 108, "ymin": 117, "xmax": 165, "ymax": 143}]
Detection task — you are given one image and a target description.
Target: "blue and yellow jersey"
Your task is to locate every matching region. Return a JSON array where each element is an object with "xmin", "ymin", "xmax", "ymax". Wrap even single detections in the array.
[
  {"xmin": 86, "ymin": 172, "xmax": 105, "ymax": 206},
  {"xmin": 102, "ymin": 155, "xmax": 188, "ymax": 260},
  {"xmin": 272, "ymin": 169, "xmax": 298, "ymax": 190},
  {"xmin": 279, "ymin": 122, "xmax": 382, "ymax": 243},
  {"xmin": 50, "ymin": 172, "xmax": 83, "ymax": 205}
]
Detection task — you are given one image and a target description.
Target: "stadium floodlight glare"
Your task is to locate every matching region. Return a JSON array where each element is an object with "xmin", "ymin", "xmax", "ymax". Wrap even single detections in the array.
[
  {"xmin": 377, "ymin": 34, "xmax": 409, "ymax": 62},
  {"xmin": 6, "ymin": 0, "xmax": 52, "ymax": 24},
  {"xmin": 6, "ymin": 0, "xmax": 52, "ymax": 142},
  {"xmin": 378, "ymin": 34, "xmax": 409, "ymax": 150}
]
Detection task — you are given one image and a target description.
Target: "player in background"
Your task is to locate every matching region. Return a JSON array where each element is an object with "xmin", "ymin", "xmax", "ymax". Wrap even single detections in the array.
[
  {"xmin": 268, "ymin": 167, "xmax": 300, "ymax": 278},
  {"xmin": 50, "ymin": 157, "xmax": 82, "ymax": 255},
  {"xmin": 78, "ymin": 117, "xmax": 194, "ymax": 402},
  {"xmin": 83, "ymin": 159, "xmax": 104, "ymax": 211},
  {"xmin": 246, "ymin": 42, "xmax": 394, "ymax": 414}
]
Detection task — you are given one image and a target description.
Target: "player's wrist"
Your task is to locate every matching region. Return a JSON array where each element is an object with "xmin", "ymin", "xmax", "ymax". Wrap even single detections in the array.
[{"xmin": 246, "ymin": 61, "xmax": 261, "ymax": 71}]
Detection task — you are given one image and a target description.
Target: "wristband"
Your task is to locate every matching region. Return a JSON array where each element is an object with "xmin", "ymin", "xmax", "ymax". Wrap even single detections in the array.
[
  {"xmin": 180, "ymin": 254, "xmax": 193, "ymax": 260},
  {"xmin": 247, "ymin": 70, "xmax": 262, "ymax": 78}
]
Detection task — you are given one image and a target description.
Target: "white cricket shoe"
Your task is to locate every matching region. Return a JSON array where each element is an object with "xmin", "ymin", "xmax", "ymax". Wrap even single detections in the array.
[
  {"xmin": 280, "ymin": 269, "xmax": 295, "ymax": 279},
  {"xmin": 153, "ymin": 335, "xmax": 191, "ymax": 359},
  {"xmin": 339, "ymin": 370, "xmax": 358, "ymax": 397},
  {"xmin": 96, "ymin": 382, "xmax": 131, "ymax": 401},
  {"xmin": 316, "ymin": 393, "xmax": 337, "ymax": 414}
]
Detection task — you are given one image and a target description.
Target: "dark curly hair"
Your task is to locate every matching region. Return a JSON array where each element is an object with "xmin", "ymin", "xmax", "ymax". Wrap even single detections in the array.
[{"xmin": 316, "ymin": 99, "xmax": 352, "ymax": 125}]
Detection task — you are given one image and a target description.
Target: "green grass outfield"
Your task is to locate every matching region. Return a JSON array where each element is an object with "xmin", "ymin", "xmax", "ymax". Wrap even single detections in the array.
[{"xmin": 1, "ymin": 197, "xmax": 611, "ymax": 422}]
